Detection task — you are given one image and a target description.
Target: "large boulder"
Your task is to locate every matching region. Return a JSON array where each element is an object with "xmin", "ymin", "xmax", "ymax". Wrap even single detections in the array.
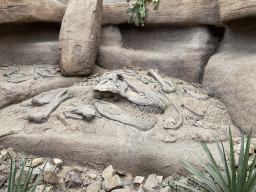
[
  {"xmin": 97, "ymin": 25, "xmax": 220, "ymax": 83},
  {"xmin": 0, "ymin": 0, "xmax": 66, "ymax": 24},
  {"xmin": 103, "ymin": 0, "xmax": 221, "ymax": 26},
  {"xmin": 203, "ymin": 27, "xmax": 256, "ymax": 135},
  {"xmin": 219, "ymin": 0, "xmax": 256, "ymax": 25},
  {"xmin": 59, "ymin": 0, "xmax": 103, "ymax": 76}
]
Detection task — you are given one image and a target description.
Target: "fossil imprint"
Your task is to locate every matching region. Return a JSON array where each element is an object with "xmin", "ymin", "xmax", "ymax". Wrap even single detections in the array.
[{"xmin": 93, "ymin": 100, "xmax": 156, "ymax": 131}]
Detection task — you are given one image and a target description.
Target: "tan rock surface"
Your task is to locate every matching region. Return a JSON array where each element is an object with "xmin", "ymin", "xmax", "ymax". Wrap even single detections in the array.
[
  {"xmin": 103, "ymin": 0, "xmax": 221, "ymax": 26},
  {"xmin": 0, "ymin": 0, "xmax": 66, "ymax": 24},
  {"xmin": 203, "ymin": 27, "xmax": 256, "ymax": 135},
  {"xmin": 219, "ymin": 0, "xmax": 256, "ymax": 25},
  {"xmin": 59, "ymin": 0, "xmax": 103, "ymax": 76},
  {"xmin": 0, "ymin": 67, "xmax": 241, "ymax": 177},
  {"xmin": 97, "ymin": 25, "xmax": 219, "ymax": 83}
]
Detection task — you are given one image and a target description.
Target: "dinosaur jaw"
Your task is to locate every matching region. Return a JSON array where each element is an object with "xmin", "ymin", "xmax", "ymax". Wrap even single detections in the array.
[{"xmin": 93, "ymin": 72, "xmax": 165, "ymax": 114}]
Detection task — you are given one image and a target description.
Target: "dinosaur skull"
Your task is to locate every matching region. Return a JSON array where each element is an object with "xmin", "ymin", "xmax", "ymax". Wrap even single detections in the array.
[{"xmin": 93, "ymin": 72, "xmax": 165, "ymax": 114}]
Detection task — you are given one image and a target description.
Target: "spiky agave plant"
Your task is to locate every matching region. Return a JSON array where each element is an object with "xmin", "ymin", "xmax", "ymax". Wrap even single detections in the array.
[
  {"xmin": 7, "ymin": 155, "xmax": 48, "ymax": 192},
  {"xmin": 169, "ymin": 128, "xmax": 256, "ymax": 192}
]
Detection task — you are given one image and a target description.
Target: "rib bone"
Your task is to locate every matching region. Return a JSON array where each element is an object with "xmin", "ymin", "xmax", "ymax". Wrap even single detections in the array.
[
  {"xmin": 28, "ymin": 89, "xmax": 72, "ymax": 123},
  {"xmin": 147, "ymin": 69, "xmax": 175, "ymax": 93}
]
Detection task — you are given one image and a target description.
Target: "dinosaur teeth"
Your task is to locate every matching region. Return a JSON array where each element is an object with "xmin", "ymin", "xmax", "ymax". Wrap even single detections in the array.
[
  {"xmin": 145, "ymin": 106, "xmax": 150, "ymax": 113},
  {"xmin": 131, "ymin": 103, "xmax": 162, "ymax": 114}
]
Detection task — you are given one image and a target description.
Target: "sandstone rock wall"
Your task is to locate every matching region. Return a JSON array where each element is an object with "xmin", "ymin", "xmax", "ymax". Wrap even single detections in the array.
[
  {"xmin": 202, "ymin": 1, "xmax": 256, "ymax": 136},
  {"xmin": 0, "ymin": 23, "xmax": 60, "ymax": 66},
  {"xmin": 219, "ymin": 0, "xmax": 256, "ymax": 25},
  {"xmin": 103, "ymin": 0, "xmax": 221, "ymax": 26},
  {"xmin": 97, "ymin": 25, "xmax": 220, "ymax": 83},
  {"xmin": 0, "ymin": 0, "xmax": 66, "ymax": 24},
  {"xmin": 203, "ymin": 26, "xmax": 256, "ymax": 136}
]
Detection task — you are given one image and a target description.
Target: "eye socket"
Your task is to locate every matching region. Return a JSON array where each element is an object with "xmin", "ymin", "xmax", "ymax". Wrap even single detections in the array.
[{"xmin": 117, "ymin": 74, "xmax": 124, "ymax": 81}]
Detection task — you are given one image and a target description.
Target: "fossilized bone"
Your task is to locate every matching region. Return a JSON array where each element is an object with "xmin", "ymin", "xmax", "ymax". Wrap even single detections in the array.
[
  {"xmin": 93, "ymin": 72, "xmax": 165, "ymax": 114},
  {"xmin": 31, "ymin": 92, "xmax": 56, "ymax": 106},
  {"xmin": 28, "ymin": 89, "xmax": 72, "ymax": 123},
  {"xmin": 6, "ymin": 66, "xmax": 36, "ymax": 83},
  {"xmin": 122, "ymin": 70, "xmax": 155, "ymax": 84},
  {"xmin": 147, "ymin": 69, "xmax": 176, "ymax": 93},
  {"xmin": 35, "ymin": 65, "xmax": 57, "ymax": 78},
  {"xmin": 93, "ymin": 100, "xmax": 155, "ymax": 131},
  {"xmin": 185, "ymin": 89, "xmax": 209, "ymax": 100},
  {"xmin": 70, "ymin": 105, "xmax": 96, "ymax": 122},
  {"xmin": 158, "ymin": 90, "xmax": 182, "ymax": 129},
  {"xmin": 178, "ymin": 91, "xmax": 204, "ymax": 119}
]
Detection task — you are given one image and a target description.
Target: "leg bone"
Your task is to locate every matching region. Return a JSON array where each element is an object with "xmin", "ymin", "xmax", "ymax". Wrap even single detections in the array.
[
  {"xmin": 147, "ymin": 69, "xmax": 175, "ymax": 93},
  {"xmin": 28, "ymin": 89, "xmax": 72, "ymax": 123}
]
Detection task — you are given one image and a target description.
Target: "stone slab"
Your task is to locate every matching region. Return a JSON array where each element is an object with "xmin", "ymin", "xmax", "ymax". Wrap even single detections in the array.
[
  {"xmin": 219, "ymin": 0, "xmax": 256, "ymax": 26},
  {"xmin": 59, "ymin": 0, "xmax": 103, "ymax": 76},
  {"xmin": 0, "ymin": 0, "xmax": 66, "ymax": 24},
  {"xmin": 103, "ymin": 0, "xmax": 221, "ymax": 26}
]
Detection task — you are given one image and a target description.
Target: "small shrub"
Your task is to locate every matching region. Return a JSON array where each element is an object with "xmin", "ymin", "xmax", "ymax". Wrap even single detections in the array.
[
  {"xmin": 126, "ymin": 0, "xmax": 158, "ymax": 26},
  {"xmin": 168, "ymin": 128, "xmax": 256, "ymax": 192}
]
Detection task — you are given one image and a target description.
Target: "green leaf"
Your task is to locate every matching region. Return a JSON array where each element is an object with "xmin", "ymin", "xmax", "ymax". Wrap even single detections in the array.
[
  {"xmin": 126, "ymin": 8, "xmax": 133, "ymax": 13},
  {"xmin": 7, "ymin": 159, "xmax": 13, "ymax": 192},
  {"xmin": 15, "ymin": 155, "xmax": 27, "ymax": 192},
  {"xmin": 135, "ymin": 17, "xmax": 140, "ymax": 26},
  {"xmin": 171, "ymin": 180, "xmax": 202, "ymax": 192},
  {"xmin": 129, "ymin": 14, "xmax": 134, "ymax": 22},
  {"xmin": 29, "ymin": 159, "xmax": 49, "ymax": 192},
  {"xmin": 127, "ymin": 0, "xmax": 130, "ymax": 2},
  {"xmin": 237, "ymin": 129, "xmax": 252, "ymax": 191},
  {"xmin": 0, "ymin": 130, "xmax": 21, "ymax": 139},
  {"xmin": 197, "ymin": 139, "xmax": 229, "ymax": 191},
  {"xmin": 153, "ymin": 2, "xmax": 158, "ymax": 10}
]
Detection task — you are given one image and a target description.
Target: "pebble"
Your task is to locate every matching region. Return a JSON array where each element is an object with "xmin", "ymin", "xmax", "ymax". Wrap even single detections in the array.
[
  {"xmin": 1, "ymin": 149, "xmax": 8, "ymax": 157},
  {"xmin": 43, "ymin": 169, "xmax": 58, "ymax": 184},
  {"xmin": 162, "ymin": 176, "xmax": 173, "ymax": 186},
  {"xmin": 144, "ymin": 174, "xmax": 159, "ymax": 191},
  {"xmin": 156, "ymin": 176, "xmax": 163, "ymax": 184},
  {"xmin": 133, "ymin": 176, "xmax": 145, "ymax": 188},
  {"xmin": 15, "ymin": 167, "xmax": 41, "ymax": 185},
  {"xmin": 72, "ymin": 166, "xmax": 84, "ymax": 173},
  {"xmin": 160, "ymin": 186, "xmax": 171, "ymax": 192},
  {"xmin": 52, "ymin": 158, "xmax": 63, "ymax": 169},
  {"xmin": 87, "ymin": 181, "xmax": 102, "ymax": 192},
  {"xmin": 26, "ymin": 158, "xmax": 43, "ymax": 167},
  {"xmin": 86, "ymin": 169, "xmax": 98, "ymax": 179},
  {"xmin": 104, "ymin": 174, "xmax": 123, "ymax": 191},
  {"xmin": 65, "ymin": 170, "xmax": 82, "ymax": 187},
  {"xmin": 102, "ymin": 165, "xmax": 116, "ymax": 180}
]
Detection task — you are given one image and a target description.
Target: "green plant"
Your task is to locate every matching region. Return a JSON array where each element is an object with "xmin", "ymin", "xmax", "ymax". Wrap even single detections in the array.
[
  {"xmin": 8, "ymin": 155, "xmax": 48, "ymax": 192},
  {"xmin": 126, "ymin": 0, "xmax": 158, "ymax": 26},
  {"xmin": 169, "ymin": 128, "xmax": 256, "ymax": 192},
  {"xmin": 0, "ymin": 130, "xmax": 21, "ymax": 139},
  {"xmin": 6, "ymin": 155, "xmax": 70, "ymax": 192}
]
